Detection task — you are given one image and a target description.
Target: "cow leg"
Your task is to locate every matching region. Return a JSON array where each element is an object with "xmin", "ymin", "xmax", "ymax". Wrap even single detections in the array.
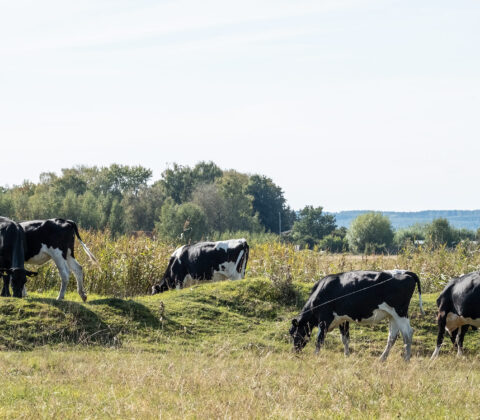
[
  {"xmin": 67, "ymin": 253, "xmax": 87, "ymax": 302},
  {"xmin": 379, "ymin": 319, "xmax": 400, "ymax": 361},
  {"xmin": 51, "ymin": 255, "xmax": 71, "ymax": 300},
  {"xmin": 315, "ymin": 318, "xmax": 332, "ymax": 354},
  {"xmin": 449, "ymin": 328, "xmax": 458, "ymax": 348},
  {"xmin": 395, "ymin": 317, "xmax": 413, "ymax": 361},
  {"xmin": 339, "ymin": 322, "xmax": 350, "ymax": 356},
  {"xmin": 456, "ymin": 325, "xmax": 469, "ymax": 357},
  {"xmin": 1, "ymin": 274, "xmax": 10, "ymax": 297},
  {"xmin": 431, "ymin": 312, "xmax": 447, "ymax": 360}
]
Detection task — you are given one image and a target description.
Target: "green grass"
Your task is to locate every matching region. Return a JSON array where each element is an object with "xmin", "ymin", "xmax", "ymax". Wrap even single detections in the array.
[{"xmin": 1, "ymin": 277, "xmax": 480, "ymax": 418}]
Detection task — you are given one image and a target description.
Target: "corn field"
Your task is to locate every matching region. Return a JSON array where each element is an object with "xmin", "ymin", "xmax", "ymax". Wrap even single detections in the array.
[{"xmin": 25, "ymin": 231, "xmax": 480, "ymax": 297}]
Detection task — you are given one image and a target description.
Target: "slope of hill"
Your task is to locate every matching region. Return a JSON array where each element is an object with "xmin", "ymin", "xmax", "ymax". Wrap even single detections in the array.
[{"xmin": 333, "ymin": 210, "xmax": 480, "ymax": 230}]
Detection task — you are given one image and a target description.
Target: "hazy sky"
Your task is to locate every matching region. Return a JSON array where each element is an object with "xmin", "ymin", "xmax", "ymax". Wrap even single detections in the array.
[{"xmin": 1, "ymin": 0, "xmax": 479, "ymax": 211}]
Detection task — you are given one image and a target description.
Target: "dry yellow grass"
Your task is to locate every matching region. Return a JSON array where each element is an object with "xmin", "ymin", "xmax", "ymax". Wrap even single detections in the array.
[
  {"xmin": 26, "ymin": 232, "xmax": 480, "ymax": 297},
  {"xmin": 1, "ymin": 347, "xmax": 479, "ymax": 419}
]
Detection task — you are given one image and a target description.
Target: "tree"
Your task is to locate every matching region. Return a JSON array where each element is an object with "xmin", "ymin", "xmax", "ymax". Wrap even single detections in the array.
[
  {"xmin": 0, "ymin": 191, "xmax": 14, "ymax": 218},
  {"xmin": 108, "ymin": 198, "xmax": 125, "ymax": 236},
  {"xmin": 160, "ymin": 164, "xmax": 193, "ymax": 204},
  {"xmin": 216, "ymin": 171, "xmax": 262, "ymax": 232},
  {"xmin": 291, "ymin": 206, "xmax": 337, "ymax": 249},
  {"xmin": 425, "ymin": 218, "xmax": 455, "ymax": 247},
  {"xmin": 318, "ymin": 227, "xmax": 348, "ymax": 252},
  {"xmin": 191, "ymin": 161, "xmax": 223, "ymax": 186},
  {"xmin": 394, "ymin": 224, "xmax": 426, "ymax": 249},
  {"xmin": 99, "ymin": 164, "xmax": 152, "ymax": 196},
  {"xmin": 160, "ymin": 161, "xmax": 223, "ymax": 205},
  {"xmin": 61, "ymin": 190, "xmax": 81, "ymax": 222},
  {"xmin": 246, "ymin": 175, "xmax": 292, "ymax": 233},
  {"xmin": 155, "ymin": 199, "xmax": 207, "ymax": 243},
  {"xmin": 79, "ymin": 191, "xmax": 103, "ymax": 230},
  {"xmin": 191, "ymin": 183, "xmax": 228, "ymax": 233},
  {"xmin": 347, "ymin": 212, "xmax": 394, "ymax": 254},
  {"xmin": 122, "ymin": 184, "xmax": 166, "ymax": 232}
]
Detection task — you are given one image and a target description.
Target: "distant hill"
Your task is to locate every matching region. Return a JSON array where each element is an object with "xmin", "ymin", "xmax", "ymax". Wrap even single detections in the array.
[{"xmin": 332, "ymin": 210, "xmax": 480, "ymax": 231}]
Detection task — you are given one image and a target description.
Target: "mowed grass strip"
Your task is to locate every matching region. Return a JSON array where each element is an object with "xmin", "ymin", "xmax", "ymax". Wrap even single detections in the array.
[{"xmin": 1, "ymin": 277, "xmax": 480, "ymax": 418}]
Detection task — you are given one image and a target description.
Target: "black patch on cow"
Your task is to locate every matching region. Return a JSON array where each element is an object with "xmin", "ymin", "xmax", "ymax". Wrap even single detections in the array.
[{"xmin": 0, "ymin": 216, "xmax": 27, "ymax": 298}]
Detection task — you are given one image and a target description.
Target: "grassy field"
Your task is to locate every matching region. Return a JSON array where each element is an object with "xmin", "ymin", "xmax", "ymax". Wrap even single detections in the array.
[{"xmin": 1, "ymin": 277, "xmax": 480, "ymax": 419}]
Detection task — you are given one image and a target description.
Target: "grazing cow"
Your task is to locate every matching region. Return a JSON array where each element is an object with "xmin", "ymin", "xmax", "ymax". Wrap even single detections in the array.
[
  {"xmin": 0, "ymin": 216, "xmax": 36, "ymax": 298},
  {"xmin": 431, "ymin": 271, "xmax": 480, "ymax": 359},
  {"xmin": 289, "ymin": 270, "xmax": 424, "ymax": 361},
  {"xmin": 152, "ymin": 239, "xmax": 249, "ymax": 294},
  {"xmin": 20, "ymin": 218, "xmax": 98, "ymax": 302}
]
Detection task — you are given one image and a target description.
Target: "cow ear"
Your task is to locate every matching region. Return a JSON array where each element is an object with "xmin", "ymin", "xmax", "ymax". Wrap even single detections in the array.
[{"xmin": 291, "ymin": 319, "xmax": 298, "ymax": 327}]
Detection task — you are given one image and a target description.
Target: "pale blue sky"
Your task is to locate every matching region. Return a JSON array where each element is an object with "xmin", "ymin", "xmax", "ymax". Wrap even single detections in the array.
[{"xmin": 1, "ymin": 0, "xmax": 479, "ymax": 211}]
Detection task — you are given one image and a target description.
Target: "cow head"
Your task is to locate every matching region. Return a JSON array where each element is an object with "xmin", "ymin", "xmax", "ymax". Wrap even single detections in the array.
[
  {"xmin": 151, "ymin": 281, "xmax": 168, "ymax": 295},
  {"xmin": 9, "ymin": 268, "xmax": 37, "ymax": 298},
  {"xmin": 289, "ymin": 318, "xmax": 312, "ymax": 351}
]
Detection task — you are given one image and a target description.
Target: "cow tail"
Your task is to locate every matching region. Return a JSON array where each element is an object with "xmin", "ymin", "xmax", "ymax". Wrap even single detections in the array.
[
  {"xmin": 67, "ymin": 220, "xmax": 99, "ymax": 265},
  {"xmin": 408, "ymin": 271, "xmax": 425, "ymax": 316}
]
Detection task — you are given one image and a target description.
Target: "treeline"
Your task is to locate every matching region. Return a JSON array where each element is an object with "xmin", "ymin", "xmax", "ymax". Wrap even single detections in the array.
[
  {"xmin": 1, "ymin": 162, "xmax": 479, "ymax": 252},
  {"xmin": 0, "ymin": 162, "xmax": 296, "ymax": 241}
]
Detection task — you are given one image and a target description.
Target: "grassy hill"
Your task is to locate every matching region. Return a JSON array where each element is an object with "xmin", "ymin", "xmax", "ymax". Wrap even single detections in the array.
[{"xmin": 1, "ymin": 278, "xmax": 480, "ymax": 418}]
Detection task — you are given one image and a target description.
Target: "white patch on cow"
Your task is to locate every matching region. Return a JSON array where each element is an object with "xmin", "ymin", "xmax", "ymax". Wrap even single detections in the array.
[
  {"xmin": 384, "ymin": 269, "xmax": 407, "ymax": 277},
  {"xmin": 214, "ymin": 238, "xmax": 246, "ymax": 252},
  {"xmin": 329, "ymin": 307, "xmax": 389, "ymax": 331},
  {"xmin": 212, "ymin": 259, "xmax": 244, "ymax": 281},
  {"xmin": 431, "ymin": 346, "xmax": 441, "ymax": 359},
  {"xmin": 182, "ymin": 274, "xmax": 194, "ymax": 287},
  {"xmin": 25, "ymin": 244, "xmax": 52, "ymax": 265},
  {"xmin": 171, "ymin": 245, "xmax": 185, "ymax": 262},
  {"xmin": 445, "ymin": 312, "xmax": 480, "ymax": 333}
]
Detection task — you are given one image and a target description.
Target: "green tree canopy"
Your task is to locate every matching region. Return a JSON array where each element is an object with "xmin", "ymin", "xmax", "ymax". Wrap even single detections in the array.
[
  {"xmin": 291, "ymin": 206, "xmax": 336, "ymax": 249},
  {"xmin": 347, "ymin": 212, "xmax": 394, "ymax": 254},
  {"xmin": 156, "ymin": 199, "xmax": 207, "ymax": 243},
  {"xmin": 246, "ymin": 175, "xmax": 293, "ymax": 233}
]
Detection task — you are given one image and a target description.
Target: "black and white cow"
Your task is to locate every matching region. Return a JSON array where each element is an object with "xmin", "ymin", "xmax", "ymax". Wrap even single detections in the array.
[
  {"xmin": 431, "ymin": 271, "xmax": 480, "ymax": 359},
  {"xmin": 290, "ymin": 270, "xmax": 424, "ymax": 361},
  {"xmin": 20, "ymin": 218, "xmax": 98, "ymax": 302},
  {"xmin": 0, "ymin": 216, "xmax": 36, "ymax": 298},
  {"xmin": 152, "ymin": 239, "xmax": 249, "ymax": 294}
]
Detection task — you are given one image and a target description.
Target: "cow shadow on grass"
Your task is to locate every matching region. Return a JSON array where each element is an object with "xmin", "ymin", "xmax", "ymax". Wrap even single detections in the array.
[
  {"xmin": 88, "ymin": 298, "xmax": 161, "ymax": 329},
  {"xmin": 23, "ymin": 297, "xmax": 117, "ymax": 347}
]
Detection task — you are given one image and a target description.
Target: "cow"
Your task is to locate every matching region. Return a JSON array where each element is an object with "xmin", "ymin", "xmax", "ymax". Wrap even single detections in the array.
[
  {"xmin": 289, "ymin": 270, "xmax": 424, "ymax": 361},
  {"xmin": 20, "ymin": 218, "xmax": 98, "ymax": 302},
  {"xmin": 152, "ymin": 238, "xmax": 249, "ymax": 294},
  {"xmin": 431, "ymin": 271, "xmax": 480, "ymax": 359},
  {"xmin": 0, "ymin": 216, "xmax": 37, "ymax": 298}
]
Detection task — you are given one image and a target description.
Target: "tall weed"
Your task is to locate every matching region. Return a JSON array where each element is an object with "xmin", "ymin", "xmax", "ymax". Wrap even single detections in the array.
[{"xmin": 25, "ymin": 232, "xmax": 480, "ymax": 296}]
